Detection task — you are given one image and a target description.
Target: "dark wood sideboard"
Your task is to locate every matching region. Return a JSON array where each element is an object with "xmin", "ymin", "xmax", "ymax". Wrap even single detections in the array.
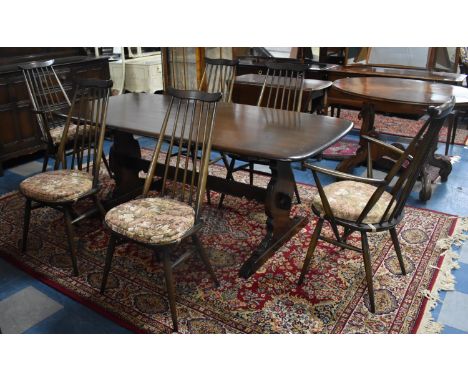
[{"xmin": 0, "ymin": 48, "xmax": 110, "ymax": 175}]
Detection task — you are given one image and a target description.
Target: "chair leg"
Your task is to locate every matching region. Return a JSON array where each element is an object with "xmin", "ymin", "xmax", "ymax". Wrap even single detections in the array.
[
  {"xmin": 102, "ymin": 154, "xmax": 113, "ymax": 179},
  {"xmin": 218, "ymin": 157, "xmax": 236, "ymax": 209},
  {"xmin": 42, "ymin": 151, "xmax": 49, "ymax": 172},
  {"xmin": 293, "ymin": 180, "xmax": 301, "ymax": 204},
  {"xmin": 93, "ymin": 195, "xmax": 107, "ymax": 220},
  {"xmin": 21, "ymin": 199, "xmax": 32, "ymax": 252},
  {"xmin": 361, "ymin": 232, "xmax": 375, "ymax": 313},
  {"xmin": 206, "ymin": 189, "xmax": 211, "ymax": 205},
  {"xmin": 445, "ymin": 115, "xmax": 453, "ymax": 156},
  {"xmin": 192, "ymin": 234, "xmax": 219, "ymax": 287},
  {"xmin": 249, "ymin": 162, "xmax": 254, "ymax": 185},
  {"xmin": 298, "ymin": 218, "xmax": 324, "ymax": 285},
  {"xmin": 452, "ymin": 113, "xmax": 459, "ymax": 145},
  {"xmin": 100, "ymin": 233, "xmax": 117, "ymax": 293},
  {"xmin": 162, "ymin": 251, "xmax": 179, "ymax": 332},
  {"xmin": 389, "ymin": 228, "xmax": 406, "ymax": 275},
  {"xmin": 63, "ymin": 206, "xmax": 79, "ymax": 276}
]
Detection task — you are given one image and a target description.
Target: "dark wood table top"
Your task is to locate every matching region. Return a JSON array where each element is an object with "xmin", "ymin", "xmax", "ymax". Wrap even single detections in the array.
[
  {"xmin": 332, "ymin": 77, "xmax": 468, "ymax": 106},
  {"xmin": 106, "ymin": 93, "xmax": 353, "ymax": 162},
  {"xmin": 326, "ymin": 65, "xmax": 466, "ymax": 84},
  {"xmin": 235, "ymin": 74, "xmax": 333, "ymax": 91}
]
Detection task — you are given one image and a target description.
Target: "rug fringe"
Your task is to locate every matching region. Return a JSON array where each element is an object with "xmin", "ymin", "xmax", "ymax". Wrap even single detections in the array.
[{"xmin": 417, "ymin": 217, "xmax": 468, "ymax": 334}]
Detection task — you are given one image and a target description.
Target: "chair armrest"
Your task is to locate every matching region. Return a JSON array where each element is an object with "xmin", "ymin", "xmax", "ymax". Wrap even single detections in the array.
[
  {"xmin": 361, "ymin": 135, "xmax": 407, "ymax": 157},
  {"xmin": 303, "ymin": 162, "xmax": 387, "ymax": 186}
]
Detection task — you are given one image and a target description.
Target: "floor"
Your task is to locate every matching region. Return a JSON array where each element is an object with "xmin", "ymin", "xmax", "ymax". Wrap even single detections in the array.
[{"xmin": 0, "ymin": 130, "xmax": 467, "ymax": 334}]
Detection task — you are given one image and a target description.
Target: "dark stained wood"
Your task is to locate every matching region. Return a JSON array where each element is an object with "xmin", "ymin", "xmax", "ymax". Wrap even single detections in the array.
[
  {"xmin": 105, "ymin": 93, "xmax": 353, "ymax": 279},
  {"xmin": 331, "ymin": 77, "xmax": 468, "ymax": 200},
  {"xmin": 233, "ymin": 73, "xmax": 332, "ymax": 113},
  {"xmin": 0, "ymin": 48, "xmax": 110, "ymax": 175},
  {"xmin": 325, "ymin": 65, "xmax": 466, "ymax": 85},
  {"xmin": 330, "ymin": 77, "xmax": 468, "ymax": 113},
  {"xmin": 106, "ymin": 93, "xmax": 352, "ymax": 162}
]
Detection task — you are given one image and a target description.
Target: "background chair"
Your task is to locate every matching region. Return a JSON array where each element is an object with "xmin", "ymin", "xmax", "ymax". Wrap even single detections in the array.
[
  {"xmin": 298, "ymin": 97, "xmax": 455, "ymax": 313},
  {"xmin": 199, "ymin": 57, "xmax": 238, "ymax": 203},
  {"xmin": 100, "ymin": 88, "xmax": 221, "ymax": 332},
  {"xmin": 20, "ymin": 79, "xmax": 113, "ymax": 276},
  {"xmin": 19, "ymin": 59, "xmax": 112, "ymax": 175},
  {"xmin": 219, "ymin": 61, "xmax": 308, "ymax": 207}
]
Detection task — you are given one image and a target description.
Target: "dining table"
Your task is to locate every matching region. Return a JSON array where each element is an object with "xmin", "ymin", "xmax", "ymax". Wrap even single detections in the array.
[
  {"xmin": 104, "ymin": 93, "xmax": 353, "ymax": 279},
  {"xmin": 328, "ymin": 77, "xmax": 468, "ymax": 201}
]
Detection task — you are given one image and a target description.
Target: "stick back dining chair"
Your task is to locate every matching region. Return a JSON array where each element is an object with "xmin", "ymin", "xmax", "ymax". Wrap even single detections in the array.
[
  {"xmin": 100, "ymin": 88, "xmax": 221, "ymax": 332},
  {"xmin": 19, "ymin": 59, "xmax": 112, "ymax": 175},
  {"xmin": 199, "ymin": 57, "xmax": 238, "ymax": 203},
  {"xmin": 297, "ymin": 97, "xmax": 456, "ymax": 313},
  {"xmin": 20, "ymin": 78, "xmax": 113, "ymax": 276},
  {"xmin": 218, "ymin": 61, "xmax": 308, "ymax": 208}
]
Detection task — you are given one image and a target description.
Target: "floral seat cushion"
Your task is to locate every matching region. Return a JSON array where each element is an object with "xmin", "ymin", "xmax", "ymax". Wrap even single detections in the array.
[
  {"xmin": 48, "ymin": 123, "xmax": 78, "ymax": 145},
  {"xmin": 19, "ymin": 170, "xmax": 94, "ymax": 203},
  {"xmin": 105, "ymin": 198, "xmax": 195, "ymax": 245},
  {"xmin": 312, "ymin": 180, "xmax": 395, "ymax": 224}
]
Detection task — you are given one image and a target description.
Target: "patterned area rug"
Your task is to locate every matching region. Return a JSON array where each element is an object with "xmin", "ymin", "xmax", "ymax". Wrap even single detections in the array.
[
  {"xmin": 339, "ymin": 109, "xmax": 468, "ymax": 146},
  {"xmin": 0, "ymin": 163, "xmax": 463, "ymax": 333}
]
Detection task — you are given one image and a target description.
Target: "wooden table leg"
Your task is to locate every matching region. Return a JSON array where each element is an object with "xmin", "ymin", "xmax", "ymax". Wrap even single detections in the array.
[
  {"xmin": 108, "ymin": 131, "xmax": 144, "ymax": 202},
  {"xmin": 239, "ymin": 160, "xmax": 308, "ymax": 279},
  {"xmin": 336, "ymin": 102, "xmax": 377, "ymax": 173}
]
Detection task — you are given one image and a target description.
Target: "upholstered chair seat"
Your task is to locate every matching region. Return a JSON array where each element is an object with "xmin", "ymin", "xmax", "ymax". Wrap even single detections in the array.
[
  {"xmin": 105, "ymin": 197, "xmax": 196, "ymax": 245},
  {"xmin": 312, "ymin": 180, "xmax": 394, "ymax": 224},
  {"xmin": 19, "ymin": 169, "xmax": 94, "ymax": 203},
  {"xmin": 48, "ymin": 123, "xmax": 78, "ymax": 144}
]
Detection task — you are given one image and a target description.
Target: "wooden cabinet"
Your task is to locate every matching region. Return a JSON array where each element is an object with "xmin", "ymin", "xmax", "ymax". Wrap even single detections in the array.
[{"xmin": 0, "ymin": 48, "xmax": 110, "ymax": 175}]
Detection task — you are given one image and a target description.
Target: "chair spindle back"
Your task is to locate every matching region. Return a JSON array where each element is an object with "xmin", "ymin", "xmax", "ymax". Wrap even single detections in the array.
[
  {"xmin": 19, "ymin": 60, "xmax": 71, "ymax": 144},
  {"xmin": 199, "ymin": 58, "xmax": 238, "ymax": 103},
  {"xmin": 258, "ymin": 61, "xmax": 308, "ymax": 112},
  {"xmin": 143, "ymin": 88, "xmax": 222, "ymax": 219},
  {"xmin": 55, "ymin": 78, "xmax": 113, "ymax": 188},
  {"xmin": 356, "ymin": 97, "xmax": 456, "ymax": 225}
]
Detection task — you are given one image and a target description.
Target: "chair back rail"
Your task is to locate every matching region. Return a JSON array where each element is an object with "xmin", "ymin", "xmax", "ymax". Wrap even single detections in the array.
[
  {"xmin": 142, "ymin": 88, "xmax": 222, "ymax": 219},
  {"xmin": 199, "ymin": 57, "xmax": 238, "ymax": 103},
  {"xmin": 55, "ymin": 78, "xmax": 113, "ymax": 188},
  {"xmin": 258, "ymin": 61, "xmax": 309, "ymax": 112}
]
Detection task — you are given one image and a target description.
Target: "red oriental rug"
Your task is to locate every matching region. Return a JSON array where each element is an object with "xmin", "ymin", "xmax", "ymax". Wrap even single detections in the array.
[{"xmin": 0, "ymin": 162, "xmax": 464, "ymax": 333}]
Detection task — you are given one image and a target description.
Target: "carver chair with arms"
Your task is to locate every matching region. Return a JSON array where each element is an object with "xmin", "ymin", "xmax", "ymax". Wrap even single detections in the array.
[
  {"xmin": 297, "ymin": 97, "xmax": 456, "ymax": 313},
  {"xmin": 100, "ymin": 88, "xmax": 221, "ymax": 332},
  {"xmin": 20, "ymin": 78, "xmax": 113, "ymax": 276},
  {"xmin": 218, "ymin": 61, "xmax": 308, "ymax": 208}
]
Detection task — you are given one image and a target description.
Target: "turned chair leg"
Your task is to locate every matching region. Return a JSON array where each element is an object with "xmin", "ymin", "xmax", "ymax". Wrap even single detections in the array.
[
  {"xmin": 100, "ymin": 233, "xmax": 117, "ymax": 293},
  {"xmin": 218, "ymin": 157, "xmax": 236, "ymax": 209},
  {"xmin": 389, "ymin": 228, "xmax": 406, "ymax": 275},
  {"xmin": 192, "ymin": 234, "xmax": 219, "ymax": 287},
  {"xmin": 162, "ymin": 251, "xmax": 179, "ymax": 332},
  {"xmin": 21, "ymin": 199, "xmax": 32, "ymax": 252},
  {"xmin": 361, "ymin": 232, "xmax": 376, "ymax": 313},
  {"xmin": 298, "ymin": 218, "xmax": 324, "ymax": 285},
  {"xmin": 63, "ymin": 206, "xmax": 79, "ymax": 276}
]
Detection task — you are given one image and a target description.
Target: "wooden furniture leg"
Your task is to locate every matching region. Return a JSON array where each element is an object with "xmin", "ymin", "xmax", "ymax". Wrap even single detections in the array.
[
  {"xmin": 108, "ymin": 131, "xmax": 143, "ymax": 202},
  {"xmin": 239, "ymin": 160, "xmax": 308, "ymax": 279},
  {"xmin": 336, "ymin": 102, "xmax": 377, "ymax": 173}
]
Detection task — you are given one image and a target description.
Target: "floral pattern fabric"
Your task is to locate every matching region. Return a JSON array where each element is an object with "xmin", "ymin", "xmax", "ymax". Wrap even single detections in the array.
[
  {"xmin": 312, "ymin": 180, "xmax": 394, "ymax": 224},
  {"xmin": 19, "ymin": 170, "xmax": 93, "ymax": 203},
  {"xmin": 105, "ymin": 197, "xmax": 195, "ymax": 245},
  {"xmin": 48, "ymin": 123, "xmax": 78, "ymax": 145}
]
